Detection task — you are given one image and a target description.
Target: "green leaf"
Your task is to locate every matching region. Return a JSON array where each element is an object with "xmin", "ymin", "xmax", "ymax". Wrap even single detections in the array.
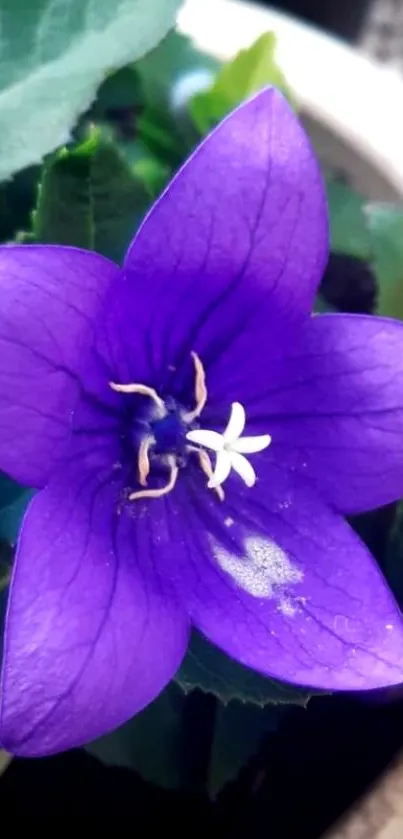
[
  {"xmin": 0, "ymin": 0, "xmax": 183, "ymax": 180},
  {"xmin": 135, "ymin": 31, "xmax": 218, "ymax": 165},
  {"xmin": 102, "ymin": 132, "xmax": 171, "ymax": 200},
  {"xmin": 86, "ymin": 684, "xmax": 186, "ymax": 789},
  {"xmin": 326, "ymin": 183, "xmax": 403, "ymax": 320},
  {"xmin": 131, "ymin": 152, "xmax": 171, "ymax": 199},
  {"xmin": 137, "ymin": 108, "xmax": 187, "ymax": 167},
  {"xmin": 176, "ymin": 632, "xmax": 317, "ymax": 707},
  {"xmin": 190, "ymin": 33, "xmax": 294, "ymax": 136},
  {"xmin": 365, "ymin": 204, "xmax": 403, "ymax": 321},
  {"xmin": 33, "ymin": 129, "xmax": 152, "ymax": 262},
  {"xmin": 87, "ymin": 36, "xmax": 200, "ymax": 181},
  {"xmin": 207, "ymin": 700, "xmax": 285, "ymax": 797},
  {"xmin": 326, "ymin": 180, "xmax": 371, "ymax": 260},
  {"xmin": 137, "ymin": 30, "xmax": 217, "ymax": 120}
]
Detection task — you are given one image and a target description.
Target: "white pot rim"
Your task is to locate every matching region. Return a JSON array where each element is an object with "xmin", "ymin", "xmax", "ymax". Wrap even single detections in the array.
[{"xmin": 178, "ymin": 0, "xmax": 403, "ymax": 197}]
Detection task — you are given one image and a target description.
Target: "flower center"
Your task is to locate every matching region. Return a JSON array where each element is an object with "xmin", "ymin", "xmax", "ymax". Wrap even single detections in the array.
[
  {"xmin": 152, "ymin": 410, "xmax": 188, "ymax": 454},
  {"xmin": 109, "ymin": 353, "xmax": 271, "ymax": 503}
]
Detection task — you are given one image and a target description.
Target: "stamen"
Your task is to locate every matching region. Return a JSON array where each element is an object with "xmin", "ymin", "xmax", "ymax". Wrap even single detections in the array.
[
  {"xmin": 187, "ymin": 401, "xmax": 271, "ymax": 491},
  {"xmin": 129, "ymin": 456, "xmax": 179, "ymax": 501},
  {"xmin": 183, "ymin": 351, "xmax": 207, "ymax": 422},
  {"xmin": 196, "ymin": 448, "xmax": 225, "ymax": 502},
  {"xmin": 110, "ymin": 381, "xmax": 166, "ymax": 417},
  {"xmin": 138, "ymin": 436, "xmax": 153, "ymax": 486}
]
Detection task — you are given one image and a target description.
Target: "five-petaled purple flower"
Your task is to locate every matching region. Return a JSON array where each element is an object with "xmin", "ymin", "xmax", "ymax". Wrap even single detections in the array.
[{"xmin": 1, "ymin": 89, "xmax": 403, "ymax": 757}]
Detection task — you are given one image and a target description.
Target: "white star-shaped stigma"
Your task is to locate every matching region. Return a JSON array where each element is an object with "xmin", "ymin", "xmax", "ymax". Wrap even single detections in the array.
[{"xmin": 186, "ymin": 402, "xmax": 271, "ymax": 489}]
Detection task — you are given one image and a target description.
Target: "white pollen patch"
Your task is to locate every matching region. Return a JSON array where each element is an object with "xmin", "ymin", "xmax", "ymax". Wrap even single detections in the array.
[{"xmin": 213, "ymin": 536, "xmax": 303, "ymax": 601}]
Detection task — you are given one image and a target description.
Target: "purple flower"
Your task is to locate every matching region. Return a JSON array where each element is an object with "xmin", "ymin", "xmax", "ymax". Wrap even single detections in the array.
[{"xmin": 1, "ymin": 89, "xmax": 403, "ymax": 757}]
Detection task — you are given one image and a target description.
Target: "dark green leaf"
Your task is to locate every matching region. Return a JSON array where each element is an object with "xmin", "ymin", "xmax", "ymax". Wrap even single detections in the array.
[
  {"xmin": 0, "ymin": 0, "xmax": 183, "ymax": 179},
  {"xmin": 92, "ymin": 67, "xmax": 142, "ymax": 119},
  {"xmin": 0, "ymin": 166, "xmax": 39, "ymax": 245},
  {"xmin": 105, "ymin": 134, "xmax": 171, "ymax": 200},
  {"xmin": 0, "ymin": 490, "xmax": 34, "ymax": 546},
  {"xmin": 137, "ymin": 108, "xmax": 187, "ymax": 168},
  {"xmin": 176, "ymin": 632, "xmax": 317, "ymax": 707},
  {"xmin": 0, "ymin": 585, "xmax": 9, "ymax": 709},
  {"xmin": 0, "ymin": 473, "xmax": 24, "ymax": 511},
  {"xmin": 33, "ymin": 129, "xmax": 152, "ymax": 262},
  {"xmin": 86, "ymin": 684, "xmax": 186, "ymax": 789},
  {"xmin": 15, "ymin": 230, "xmax": 35, "ymax": 244},
  {"xmin": 0, "ymin": 559, "xmax": 10, "ymax": 594},
  {"xmin": 385, "ymin": 502, "xmax": 403, "ymax": 609},
  {"xmin": 190, "ymin": 33, "xmax": 294, "ymax": 136},
  {"xmin": 207, "ymin": 700, "xmax": 285, "ymax": 797},
  {"xmin": 0, "ymin": 749, "xmax": 11, "ymax": 778},
  {"xmin": 314, "ymin": 296, "xmax": 336, "ymax": 314}
]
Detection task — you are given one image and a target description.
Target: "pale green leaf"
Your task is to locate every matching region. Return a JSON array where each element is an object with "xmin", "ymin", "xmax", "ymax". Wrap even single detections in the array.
[
  {"xmin": 326, "ymin": 180, "xmax": 371, "ymax": 259},
  {"xmin": 190, "ymin": 32, "xmax": 295, "ymax": 136},
  {"xmin": 0, "ymin": 0, "xmax": 183, "ymax": 180}
]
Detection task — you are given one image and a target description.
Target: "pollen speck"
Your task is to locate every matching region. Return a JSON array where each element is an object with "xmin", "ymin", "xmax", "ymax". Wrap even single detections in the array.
[{"xmin": 278, "ymin": 597, "xmax": 297, "ymax": 617}]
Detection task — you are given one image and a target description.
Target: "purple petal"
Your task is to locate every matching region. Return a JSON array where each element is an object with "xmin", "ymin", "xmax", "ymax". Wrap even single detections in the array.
[
  {"xmin": 226, "ymin": 313, "xmax": 403, "ymax": 514},
  {"xmin": 0, "ymin": 245, "xmax": 119, "ymax": 487},
  {"xmin": 156, "ymin": 464, "xmax": 403, "ymax": 691},
  {"xmin": 0, "ymin": 460, "xmax": 189, "ymax": 756},
  {"xmin": 102, "ymin": 89, "xmax": 327, "ymax": 393}
]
